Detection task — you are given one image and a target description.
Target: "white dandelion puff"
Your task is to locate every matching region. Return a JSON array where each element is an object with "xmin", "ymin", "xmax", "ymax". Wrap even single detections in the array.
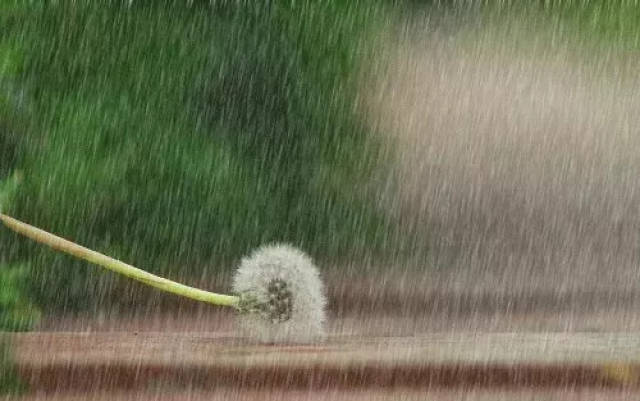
[
  {"xmin": 0, "ymin": 214, "xmax": 327, "ymax": 344},
  {"xmin": 232, "ymin": 243, "xmax": 327, "ymax": 344}
]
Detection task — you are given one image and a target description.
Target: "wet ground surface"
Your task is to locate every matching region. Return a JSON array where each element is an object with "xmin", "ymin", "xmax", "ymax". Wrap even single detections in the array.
[
  {"xmin": 37, "ymin": 305, "xmax": 640, "ymax": 334},
  {"xmin": 8, "ymin": 389, "xmax": 640, "ymax": 401},
  {"xmin": 13, "ymin": 330, "xmax": 640, "ymax": 367},
  {"xmin": 7, "ymin": 273, "xmax": 640, "ymax": 401},
  {"xmin": 5, "ymin": 312, "xmax": 640, "ymax": 400}
]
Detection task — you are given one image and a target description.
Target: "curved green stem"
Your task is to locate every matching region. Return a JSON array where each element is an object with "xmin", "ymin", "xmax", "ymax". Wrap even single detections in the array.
[{"xmin": 0, "ymin": 214, "xmax": 239, "ymax": 308}]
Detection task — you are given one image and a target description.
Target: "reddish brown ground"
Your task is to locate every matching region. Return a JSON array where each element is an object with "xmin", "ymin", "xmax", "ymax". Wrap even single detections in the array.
[
  {"xmin": 6, "ymin": 314, "xmax": 640, "ymax": 400},
  {"xmin": 9, "ymin": 389, "xmax": 640, "ymax": 401}
]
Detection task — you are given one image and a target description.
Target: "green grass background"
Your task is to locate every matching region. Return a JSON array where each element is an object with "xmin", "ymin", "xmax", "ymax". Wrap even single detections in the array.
[{"xmin": 0, "ymin": 1, "xmax": 397, "ymax": 312}]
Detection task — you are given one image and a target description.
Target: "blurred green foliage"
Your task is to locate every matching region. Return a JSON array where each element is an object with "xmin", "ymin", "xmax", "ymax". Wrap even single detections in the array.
[
  {"xmin": 0, "ymin": 171, "xmax": 21, "ymax": 213},
  {"xmin": 0, "ymin": 1, "xmax": 397, "ymax": 311},
  {"xmin": 0, "ymin": 339, "xmax": 25, "ymax": 395},
  {"xmin": 1, "ymin": 173, "xmax": 41, "ymax": 334},
  {"xmin": 451, "ymin": 0, "xmax": 640, "ymax": 50},
  {"xmin": 0, "ymin": 264, "xmax": 41, "ymax": 332},
  {"xmin": 1, "ymin": 0, "xmax": 638, "ymax": 313}
]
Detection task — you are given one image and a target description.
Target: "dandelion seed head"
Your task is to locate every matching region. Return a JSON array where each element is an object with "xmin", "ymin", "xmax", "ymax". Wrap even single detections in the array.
[{"xmin": 232, "ymin": 243, "xmax": 327, "ymax": 343}]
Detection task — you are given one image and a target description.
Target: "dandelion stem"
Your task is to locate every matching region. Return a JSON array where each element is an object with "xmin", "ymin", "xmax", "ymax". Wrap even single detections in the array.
[{"xmin": 0, "ymin": 213, "xmax": 240, "ymax": 308}]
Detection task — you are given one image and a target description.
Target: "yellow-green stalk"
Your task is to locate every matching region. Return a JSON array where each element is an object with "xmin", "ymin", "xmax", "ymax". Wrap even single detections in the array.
[
  {"xmin": 0, "ymin": 213, "xmax": 239, "ymax": 308},
  {"xmin": 0, "ymin": 213, "xmax": 328, "ymax": 343}
]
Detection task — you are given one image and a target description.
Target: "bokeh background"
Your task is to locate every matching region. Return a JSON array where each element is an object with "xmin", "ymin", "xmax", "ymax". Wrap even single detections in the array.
[{"xmin": 2, "ymin": 3, "xmax": 640, "ymax": 392}]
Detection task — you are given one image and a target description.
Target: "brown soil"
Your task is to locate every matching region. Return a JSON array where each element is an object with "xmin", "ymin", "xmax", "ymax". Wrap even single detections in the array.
[
  {"xmin": 9, "ymin": 329, "xmax": 640, "ymax": 395},
  {"xmin": 8, "ymin": 389, "xmax": 640, "ymax": 401}
]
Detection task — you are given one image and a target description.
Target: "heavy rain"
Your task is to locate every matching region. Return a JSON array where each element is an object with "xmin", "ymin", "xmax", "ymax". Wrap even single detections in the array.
[{"xmin": 1, "ymin": 1, "xmax": 640, "ymax": 400}]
